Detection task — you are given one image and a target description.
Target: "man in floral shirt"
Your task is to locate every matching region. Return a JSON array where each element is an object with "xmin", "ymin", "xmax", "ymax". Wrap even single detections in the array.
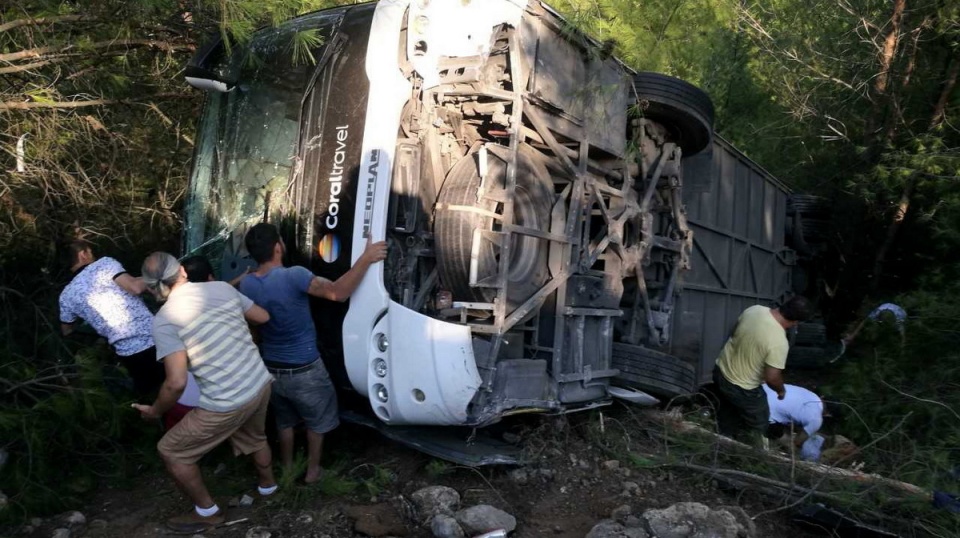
[{"xmin": 59, "ymin": 239, "xmax": 164, "ymax": 394}]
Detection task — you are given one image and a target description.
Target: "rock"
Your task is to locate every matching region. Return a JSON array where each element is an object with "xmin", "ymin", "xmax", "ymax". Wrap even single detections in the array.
[
  {"xmin": 51, "ymin": 529, "xmax": 71, "ymax": 538},
  {"xmin": 62, "ymin": 511, "xmax": 86, "ymax": 527},
  {"xmin": 508, "ymin": 468, "xmax": 529, "ymax": 485},
  {"xmin": 245, "ymin": 527, "xmax": 272, "ymax": 538},
  {"xmin": 344, "ymin": 504, "xmax": 409, "ymax": 537},
  {"xmin": 536, "ymin": 468, "xmax": 556, "ymax": 482},
  {"xmin": 239, "ymin": 494, "xmax": 255, "ymax": 507},
  {"xmin": 454, "ymin": 505, "xmax": 516, "ymax": 535},
  {"xmin": 0, "ymin": 491, "xmax": 6, "ymax": 511},
  {"xmin": 228, "ymin": 497, "xmax": 241, "ymax": 508},
  {"xmin": 502, "ymin": 432, "xmax": 521, "ymax": 444},
  {"xmin": 603, "ymin": 460, "xmax": 621, "ymax": 471},
  {"xmin": 621, "ymin": 481, "xmax": 640, "ymax": 496},
  {"xmin": 296, "ymin": 513, "xmax": 314, "ymax": 525},
  {"xmin": 578, "ymin": 459, "xmax": 592, "ymax": 471},
  {"xmin": 642, "ymin": 502, "xmax": 751, "ymax": 538},
  {"xmin": 89, "ymin": 519, "xmax": 108, "ymax": 530},
  {"xmin": 410, "ymin": 486, "xmax": 460, "ymax": 522},
  {"xmin": 718, "ymin": 506, "xmax": 756, "ymax": 538},
  {"xmin": 611, "ymin": 504, "xmax": 633, "ymax": 523},
  {"xmin": 430, "ymin": 514, "xmax": 465, "ymax": 538},
  {"xmin": 624, "ymin": 515, "xmax": 643, "ymax": 528},
  {"xmin": 31, "ymin": 518, "xmax": 43, "ymax": 527},
  {"xmin": 620, "ymin": 468, "xmax": 633, "ymax": 478},
  {"xmin": 585, "ymin": 519, "xmax": 649, "ymax": 538}
]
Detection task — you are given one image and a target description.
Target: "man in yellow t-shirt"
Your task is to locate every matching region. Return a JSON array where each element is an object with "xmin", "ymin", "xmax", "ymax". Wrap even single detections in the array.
[{"xmin": 712, "ymin": 296, "xmax": 813, "ymax": 444}]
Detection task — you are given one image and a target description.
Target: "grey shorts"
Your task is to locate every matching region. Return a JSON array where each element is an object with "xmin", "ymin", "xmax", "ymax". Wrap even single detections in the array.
[{"xmin": 267, "ymin": 359, "xmax": 340, "ymax": 434}]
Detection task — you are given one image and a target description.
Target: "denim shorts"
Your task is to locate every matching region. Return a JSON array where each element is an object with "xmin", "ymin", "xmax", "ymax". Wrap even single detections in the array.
[{"xmin": 268, "ymin": 359, "xmax": 340, "ymax": 434}]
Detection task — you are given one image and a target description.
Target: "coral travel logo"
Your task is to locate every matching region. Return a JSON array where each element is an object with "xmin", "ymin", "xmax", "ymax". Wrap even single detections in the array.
[{"xmin": 318, "ymin": 233, "xmax": 340, "ymax": 263}]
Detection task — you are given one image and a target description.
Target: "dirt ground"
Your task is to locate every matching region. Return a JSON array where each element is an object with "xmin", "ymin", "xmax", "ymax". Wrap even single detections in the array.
[{"xmin": 8, "ymin": 407, "xmax": 827, "ymax": 538}]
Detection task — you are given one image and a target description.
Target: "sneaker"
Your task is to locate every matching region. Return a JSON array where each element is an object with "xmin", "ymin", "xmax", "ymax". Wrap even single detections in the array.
[{"xmin": 166, "ymin": 508, "xmax": 225, "ymax": 533}]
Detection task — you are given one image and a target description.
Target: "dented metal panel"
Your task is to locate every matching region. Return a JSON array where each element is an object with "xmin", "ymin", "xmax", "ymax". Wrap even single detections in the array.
[{"xmin": 676, "ymin": 135, "xmax": 795, "ymax": 384}]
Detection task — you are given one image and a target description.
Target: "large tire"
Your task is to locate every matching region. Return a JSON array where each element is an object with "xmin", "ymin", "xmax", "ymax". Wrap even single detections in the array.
[
  {"xmin": 787, "ymin": 346, "xmax": 829, "ymax": 369},
  {"xmin": 632, "ymin": 72, "xmax": 715, "ymax": 156},
  {"xmin": 612, "ymin": 342, "xmax": 697, "ymax": 398},
  {"xmin": 434, "ymin": 143, "xmax": 554, "ymax": 307},
  {"xmin": 793, "ymin": 322, "xmax": 827, "ymax": 346}
]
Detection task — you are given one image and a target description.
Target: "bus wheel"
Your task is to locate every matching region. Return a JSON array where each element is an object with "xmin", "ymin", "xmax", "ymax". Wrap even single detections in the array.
[
  {"xmin": 435, "ymin": 143, "xmax": 554, "ymax": 309},
  {"xmin": 632, "ymin": 72, "xmax": 715, "ymax": 156}
]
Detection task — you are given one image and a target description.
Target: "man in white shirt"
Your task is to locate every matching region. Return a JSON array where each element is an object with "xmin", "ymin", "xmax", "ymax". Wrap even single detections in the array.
[
  {"xmin": 762, "ymin": 383, "xmax": 826, "ymax": 461},
  {"xmin": 59, "ymin": 239, "xmax": 164, "ymax": 394}
]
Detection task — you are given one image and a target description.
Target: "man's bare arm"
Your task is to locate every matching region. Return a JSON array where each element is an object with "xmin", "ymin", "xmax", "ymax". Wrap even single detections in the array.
[
  {"xmin": 114, "ymin": 273, "xmax": 147, "ymax": 295},
  {"xmin": 307, "ymin": 240, "xmax": 387, "ymax": 302},
  {"xmin": 764, "ymin": 366, "xmax": 786, "ymax": 399},
  {"xmin": 132, "ymin": 351, "xmax": 187, "ymax": 419},
  {"xmin": 244, "ymin": 304, "xmax": 270, "ymax": 325}
]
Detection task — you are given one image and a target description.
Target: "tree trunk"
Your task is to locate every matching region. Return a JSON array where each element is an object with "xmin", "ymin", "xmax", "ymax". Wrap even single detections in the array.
[
  {"xmin": 869, "ymin": 54, "xmax": 960, "ymax": 292},
  {"xmin": 864, "ymin": 0, "xmax": 907, "ymax": 158}
]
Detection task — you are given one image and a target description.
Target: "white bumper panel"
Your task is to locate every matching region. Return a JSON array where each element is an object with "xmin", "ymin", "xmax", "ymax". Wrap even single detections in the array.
[
  {"xmin": 343, "ymin": 0, "xmax": 525, "ymax": 424},
  {"xmin": 367, "ymin": 302, "xmax": 482, "ymax": 425}
]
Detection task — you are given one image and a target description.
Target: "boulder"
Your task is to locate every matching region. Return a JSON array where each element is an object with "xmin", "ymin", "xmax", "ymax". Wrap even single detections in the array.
[
  {"xmin": 410, "ymin": 486, "xmax": 460, "ymax": 522},
  {"xmin": 431, "ymin": 514, "xmax": 466, "ymax": 538},
  {"xmin": 245, "ymin": 527, "xmax": 272, "ymax": 538},
  {"xmin": 611, "ymin": 504, "xmax": 633, "ymax": 523},
  {"xmin": 61, "ymin": 511, "xmax": 86, "ymax": 528},
  {"xmin": 454, "ymin": 505, "xmax": 516, "ymax": 535},
  {"xmin": 50, "ymin": 529, "xmax": 71, "ymax": 538},
  {"xmin": 585, "ymin": 519, "xmax": 649, "ymax": 538},
  {"xmin": 642, "ymin": 502, "xmax": 751, "ymax": 538},
  {"xmin": 508, "ymin": 468, "xmax": 529, "ymax": 485}
]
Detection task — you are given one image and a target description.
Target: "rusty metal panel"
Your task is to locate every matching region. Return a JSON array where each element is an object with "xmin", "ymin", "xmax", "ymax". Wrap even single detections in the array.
[
  {"xmin": 528, "ymin": 16, "xmax": 627, "ymax": 156},
  {"xmin": 675, "ymin": 136, "xmax": 794, "ymax": 383}
]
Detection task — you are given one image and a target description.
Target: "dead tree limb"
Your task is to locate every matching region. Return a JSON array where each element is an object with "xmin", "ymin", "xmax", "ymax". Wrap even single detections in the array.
[
  {"xmin": 0, "ymin": 39, "xmax": 193, "ymax": 63},
  {"xmin": 0, "ymin": 15, "xmax": 96, "ymax": 33},
  {"xmin": 0, "ymin": 93, "xmax": 194, "ymax": 111}
]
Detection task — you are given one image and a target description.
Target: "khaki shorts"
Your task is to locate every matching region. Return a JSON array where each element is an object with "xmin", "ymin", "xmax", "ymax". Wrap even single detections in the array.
[{"xmin": 158, "ymin": 382, "xmax": 272, "ymax": 464}]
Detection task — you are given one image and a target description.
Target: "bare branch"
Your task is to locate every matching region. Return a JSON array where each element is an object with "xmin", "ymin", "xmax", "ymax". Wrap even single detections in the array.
[
  {"xmin": 0, "ymin": 14, "xmax": 95, "ymax": 34},
  {"xmin": 0, "ymin": 93, "xmax": 194, "ymax": 112},
  {"xmin": 0, "ymin": 39, "xmax": 194, "ymax": 63}
]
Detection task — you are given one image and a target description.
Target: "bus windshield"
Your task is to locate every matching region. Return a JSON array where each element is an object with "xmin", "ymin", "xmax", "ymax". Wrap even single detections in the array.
[{"xmin": 183, "ymin": 12, "xmax": 341, "ymax": 266}]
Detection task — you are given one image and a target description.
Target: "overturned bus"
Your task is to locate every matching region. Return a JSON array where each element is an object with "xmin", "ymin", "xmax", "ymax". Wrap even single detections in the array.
[{"xmin": 182, "ymin": 0, "xmax": 800, "ymax": 430}]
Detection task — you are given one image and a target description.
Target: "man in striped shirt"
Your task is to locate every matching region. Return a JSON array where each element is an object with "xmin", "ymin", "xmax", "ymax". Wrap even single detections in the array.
[{"xmin": 133, "ymin": 252, "xmax": 276, "ymax": 533}]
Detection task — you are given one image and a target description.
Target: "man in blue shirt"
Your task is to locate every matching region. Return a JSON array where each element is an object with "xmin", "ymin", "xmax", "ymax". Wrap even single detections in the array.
[{"xmin": 239, "ymin": 223, "xmax": 386, "ymax": 484}]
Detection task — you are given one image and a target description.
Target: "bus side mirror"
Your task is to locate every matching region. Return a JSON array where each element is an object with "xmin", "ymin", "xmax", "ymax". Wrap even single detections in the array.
[{"xmin": 185, "ymin": 35, "xmax": 236, "ymax": 93}]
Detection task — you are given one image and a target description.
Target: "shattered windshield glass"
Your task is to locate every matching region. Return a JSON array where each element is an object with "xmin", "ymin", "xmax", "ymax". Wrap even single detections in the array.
[{"xmin": 183, "ymin": 13, "xmax": 339, "ymax": 265}]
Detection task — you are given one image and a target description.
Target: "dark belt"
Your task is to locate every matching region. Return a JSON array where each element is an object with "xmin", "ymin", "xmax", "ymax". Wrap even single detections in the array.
[{"xmin": 265, "ymin": 358, "xmax": 320, "ymax": 375}]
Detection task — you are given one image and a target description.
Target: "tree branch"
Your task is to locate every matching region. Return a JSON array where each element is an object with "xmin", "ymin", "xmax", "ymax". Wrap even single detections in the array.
[
  {"xmin": 0, "ymin": 39, "xmax": 194, "ymax": 63},
  {"xmin": 0, "ymin": 15, "xmax": 95, "ymax": 33},
  {"xmin": 0, "ymin": 93, "xmax": 195, "ymax": 112}
]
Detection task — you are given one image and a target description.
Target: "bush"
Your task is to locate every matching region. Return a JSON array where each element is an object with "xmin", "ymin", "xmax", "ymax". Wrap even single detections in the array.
[
  {"xmin": 825, "ymin": 285, "xmax": 960, "ymax": 491},
  {"xmin": 0, "ymin": 287, "xmax": 166, "ymax": 523}
]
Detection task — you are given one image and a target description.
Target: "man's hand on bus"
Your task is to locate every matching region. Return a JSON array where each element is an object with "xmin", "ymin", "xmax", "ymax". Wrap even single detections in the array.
[{"xmin": 359, "ymin": 238, "xmax": 388, "ymax": 266}]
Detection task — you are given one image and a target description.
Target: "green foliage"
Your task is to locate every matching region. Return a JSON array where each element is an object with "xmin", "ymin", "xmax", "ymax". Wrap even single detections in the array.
[
  {"xmin": 825, "ymin": 299, "xmax": 960, "ymax": 490},
  {"xmin": 424, "ymin": 459, "xmax": 454, "ymax": 479},
  {"xmin": 0, "ymin": 340, "xmax": 162, "ymax": 522}
]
